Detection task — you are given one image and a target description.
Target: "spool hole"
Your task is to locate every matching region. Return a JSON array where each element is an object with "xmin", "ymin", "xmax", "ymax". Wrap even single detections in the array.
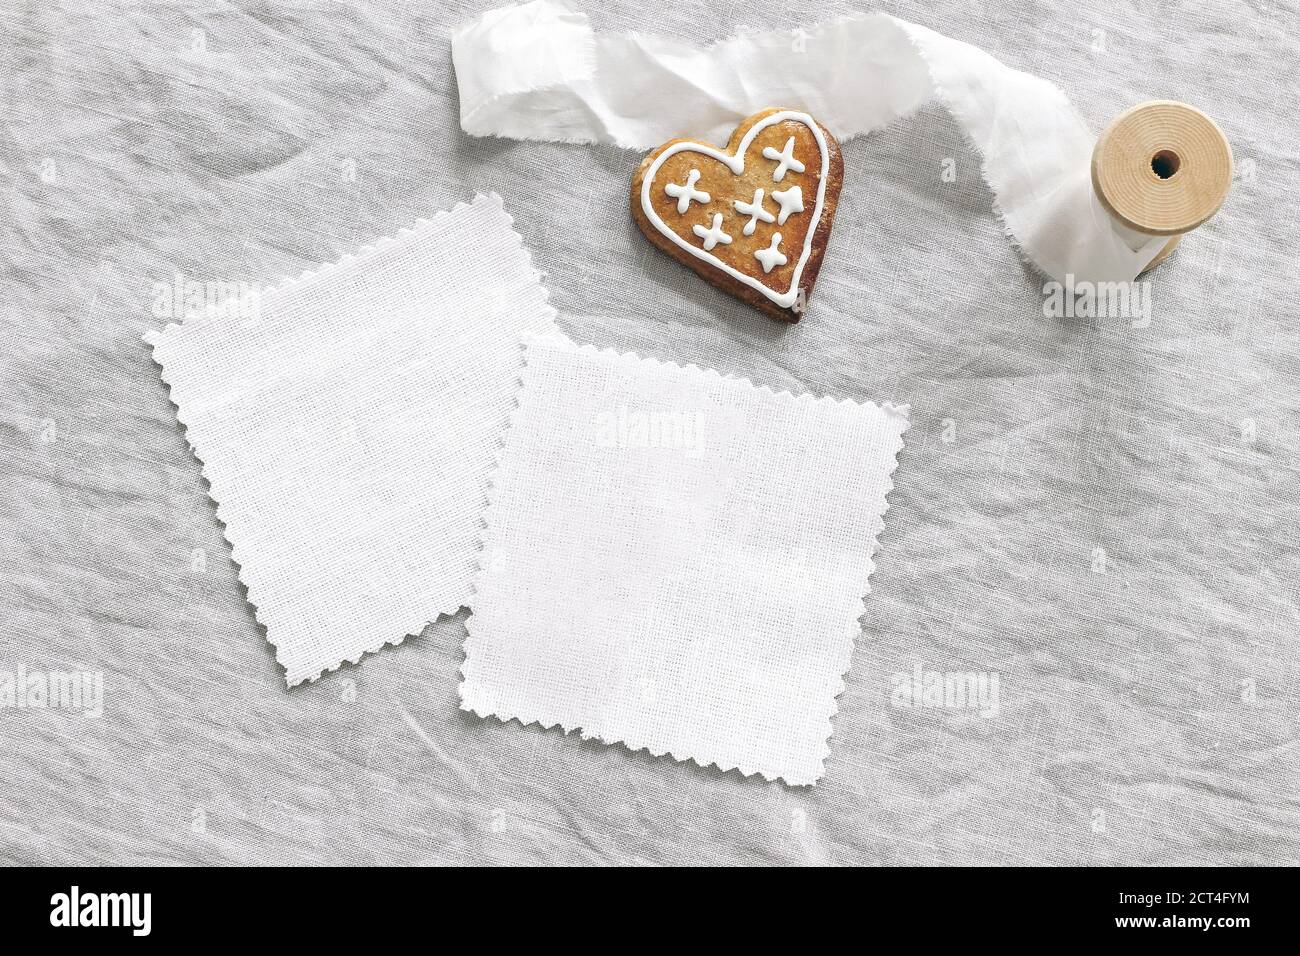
[{"xmin": 1150, "ymin": 149, "xmax": 1181, "ymax": 180}]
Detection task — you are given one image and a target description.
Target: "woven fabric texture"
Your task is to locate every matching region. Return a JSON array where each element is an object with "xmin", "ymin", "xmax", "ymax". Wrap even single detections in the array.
[{"xmin": 1, "ymin": 0, "xmax": 1295, "ymax": 864}]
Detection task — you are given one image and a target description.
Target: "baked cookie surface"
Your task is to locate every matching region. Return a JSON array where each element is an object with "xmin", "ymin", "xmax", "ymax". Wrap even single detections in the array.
[{"xmin": 632, "ymin": 108, "xmax": 844, "ymax": 322}]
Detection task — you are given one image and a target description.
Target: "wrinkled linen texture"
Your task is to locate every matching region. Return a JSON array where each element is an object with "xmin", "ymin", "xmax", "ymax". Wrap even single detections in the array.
[{"xmin": 2, "ymin": 0, "xmax": 1297, "ymax": 864}]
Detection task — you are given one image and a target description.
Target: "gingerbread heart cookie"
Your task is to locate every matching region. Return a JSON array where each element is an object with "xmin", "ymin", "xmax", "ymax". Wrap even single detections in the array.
[{"xmin": 632, "ymin": 108, "xmax": 843, "ymax": 322}]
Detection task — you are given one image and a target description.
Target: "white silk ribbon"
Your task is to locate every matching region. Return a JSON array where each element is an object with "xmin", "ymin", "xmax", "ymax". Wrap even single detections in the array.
[{"xmin": 452, "ymin": 1, "xmax": 1166, "ymax": 284}]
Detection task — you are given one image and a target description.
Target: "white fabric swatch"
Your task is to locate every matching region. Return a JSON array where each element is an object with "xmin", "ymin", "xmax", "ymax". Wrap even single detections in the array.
[
  {"xmin": 460, "ymin": 332, "xmax": 909, "ymax": 785},
  {"xmin": 452, "ymin": 1, "xmax": 1166, "ymax": 283},
  {"xmin": 147, "ymin": 194, "xmax": 556, "ymax": 685}
]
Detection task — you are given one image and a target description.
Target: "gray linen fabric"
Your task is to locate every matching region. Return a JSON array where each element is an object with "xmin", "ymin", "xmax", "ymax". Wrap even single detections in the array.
[{"xmin": 1, "ymin": 0, "xmax": 1296, "ymax": 865}]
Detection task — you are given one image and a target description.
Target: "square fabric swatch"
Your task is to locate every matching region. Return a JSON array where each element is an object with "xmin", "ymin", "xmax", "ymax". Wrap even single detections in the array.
[
  {"xmin": 147, "ymin": 194, "xmax": 555, "ymax": 685},
  {"xmin": 460, "ymin": 333, "xmax": 909, "ymax": 785}
]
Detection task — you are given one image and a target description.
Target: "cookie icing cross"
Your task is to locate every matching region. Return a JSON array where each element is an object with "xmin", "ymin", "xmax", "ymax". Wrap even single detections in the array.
[
  {"xmin": 754, "ymin": 233, "xmax": 788, "ymax": 274},
  {"xmin": 733, "ymin": 188, "xmax": 776, "ymax": 236},
  {"xmin": 771, "ymin": 185, "xmax": 804, "ymax": 224},
  {"xmin": 664, "ymin": 168, "xmax": 711, "ymax": 214},
  {"xmin": 761, "ymin": 137, "xmax": 806, "ymax": 182},
  {"xmin": 692, "ymin": 213, "xmax": 733, "ymax": 251}
]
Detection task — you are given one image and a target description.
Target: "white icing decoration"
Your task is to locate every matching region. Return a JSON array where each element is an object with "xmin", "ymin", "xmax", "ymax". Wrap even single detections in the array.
[
  {"xmin": 771, "ymin": 185, "xmax": 804, "ymax": 225},
  {"xmin": 733, "ymin": 188, "xmax": 775, "ymax": 236},
  {"xmin": 663, "ymin": 168, "xmax": 710, "ymax": 214},
  {"xmin": 692, "ymin": 212, "xmax": 733, "ymax": 251},
  {"xmin": 761, "ymin": 136, "xmax": 805, "ymax": 182},
  {"xmin": 754, "ymin": 233, "xmax": 788, "ymax": 274},
  {"xmin": 640, "ymin": 111, "xmax": 831, "ymax": 310}
]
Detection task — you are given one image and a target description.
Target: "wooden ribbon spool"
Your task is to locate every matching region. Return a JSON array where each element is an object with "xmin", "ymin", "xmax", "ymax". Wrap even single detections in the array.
[{"xmin": 1092, "ymin": 100, "xmax": 1234, "ymax": 273}]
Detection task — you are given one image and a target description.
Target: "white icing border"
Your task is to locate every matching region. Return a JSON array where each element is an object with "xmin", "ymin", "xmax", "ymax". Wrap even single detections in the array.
[{"xmin": 641, "ymin": 111, "xmax": 829, "ymax": 310}]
